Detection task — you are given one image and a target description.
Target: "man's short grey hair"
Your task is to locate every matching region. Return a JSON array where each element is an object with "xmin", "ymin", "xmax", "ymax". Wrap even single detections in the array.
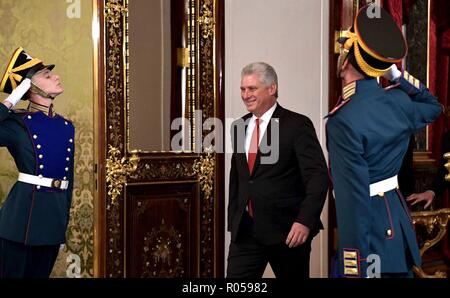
[{"xmin": 241, "ymin": 62, "xmax": 278, "ymax": 98}]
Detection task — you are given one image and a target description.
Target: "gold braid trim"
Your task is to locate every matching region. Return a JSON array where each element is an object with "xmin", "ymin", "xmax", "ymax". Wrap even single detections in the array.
[
  {"xmin": 353, "ymin": 41, "xmax": 391, "ymax": 77},
  {"xmin": 343, "ymin": 31, "xmax": 391, "ymax": 77}
]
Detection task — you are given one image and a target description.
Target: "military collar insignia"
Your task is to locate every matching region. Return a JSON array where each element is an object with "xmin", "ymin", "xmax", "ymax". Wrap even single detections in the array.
[
  {"xmin": 27, "ymin": 101, "xmax": 55, "ymax": 117},
  {"xmin": 324, "ymin": 81, "xmax": 356, "ymax": 119},
  {"xmin": 342, "ymin": 81, "xmax": 356, "ymax": 101},
  {"xmin": 325, "ymin": 97, "xmax": 352, "ymax": 119}
]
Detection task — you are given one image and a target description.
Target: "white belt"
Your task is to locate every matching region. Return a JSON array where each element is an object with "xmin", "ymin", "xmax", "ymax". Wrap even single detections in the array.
[
  {"xmin": 18, "ymin": 172, "xmax": 69, "ymax": 190},
  {"xmin": 369, "ymin": 175, "xmax": 398, "ymax": 197}
]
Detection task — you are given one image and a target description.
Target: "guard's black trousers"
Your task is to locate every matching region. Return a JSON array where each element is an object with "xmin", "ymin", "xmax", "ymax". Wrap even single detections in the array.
[{"xmin": 0, "ymin": 237, "xmax": 59, "ymax": 278}]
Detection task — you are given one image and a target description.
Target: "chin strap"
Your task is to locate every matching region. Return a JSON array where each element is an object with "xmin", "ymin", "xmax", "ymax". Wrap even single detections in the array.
[{"xmin": 30, "ymin": 82, "xmax": 55, "ymax": 100}]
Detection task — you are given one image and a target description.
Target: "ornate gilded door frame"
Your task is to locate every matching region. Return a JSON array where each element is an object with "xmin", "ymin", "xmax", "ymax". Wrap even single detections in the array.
[{"xmin": 95, "ymin": 0, "xmax": 225, "ymax": 277}]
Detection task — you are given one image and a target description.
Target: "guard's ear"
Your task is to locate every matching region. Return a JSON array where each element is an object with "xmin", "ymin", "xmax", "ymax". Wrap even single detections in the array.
[{"xmin": 341, "ymin": 58, "xmax": 350, "ymax": 70}]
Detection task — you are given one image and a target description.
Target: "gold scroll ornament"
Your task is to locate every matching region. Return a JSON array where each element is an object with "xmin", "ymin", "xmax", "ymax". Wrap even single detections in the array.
[{"xmin": 106, "ymin": 145, "xmax": 139, "ymax": 204}]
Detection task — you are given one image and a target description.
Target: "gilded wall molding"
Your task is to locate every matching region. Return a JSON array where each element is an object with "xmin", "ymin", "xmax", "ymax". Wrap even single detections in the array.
[
  {"xmin": 197, "ymin": 0, "xmax": 217, "ymax": 277},
  {"xmin": 193, "ymin": 152, "xmax": 215, "ymax": 275},
  {"xmin": 105, "ymin": 0, "xmax": 128, "ymax": 28},
  {"xmin": 105, "ymin": 0, "xmax": 126, "ymax": 151},
  {"xmin": 444, "ymin": 152, "xmax": 450, "ymax": 181},
  {"xmin": 129, "ymin": 159, "xmax": 197, "ymax": 182},
  {"xmin": 193, "ymin": 152, "xmax": 215, "ymax": 201},
  {"xmin": 198, "ymin": 1, "xmax": 216, "ymax": 40},
  {"xmin": 411, "ymin": 208, "xmax": 450, "ymax": 278},
  {"xmin": 104, "ymin": 144, "xmax": 138, "ymax": 277},
  {"xmin": 106, "ymin": 145, "xmax": 139, "ymax": 204},
  {"xmin": 198, "ymin": 0, "xmax": 216, "ymax": 123},
  {"xmin": 104, "ymin": 0, "xmax": 127, "ymax": 277}
]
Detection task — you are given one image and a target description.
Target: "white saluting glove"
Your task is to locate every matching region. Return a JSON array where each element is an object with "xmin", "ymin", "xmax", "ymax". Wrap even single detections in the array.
[
  {"xmin": 3, "ymin": 78, "xmax": 32, "ymax": 108},
  {"xmin": 382, "ymin": 64, "xmax": 402, "ymax": 82}
]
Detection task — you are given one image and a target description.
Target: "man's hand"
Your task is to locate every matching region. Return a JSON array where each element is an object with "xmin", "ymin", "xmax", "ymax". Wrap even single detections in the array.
[
  {"xmin": 382, "ymin": 64, "xmax": 402, "ymax": 82},
  {"xmin": 407, "ymin": 190, "xmax": 435, "ymax": 209},
  {"xmin": 2, "ymin": 78, "xmax": 31, "ymax": 108},
  {"xmin": 286, "ymin": 222, "xmax": 310, "ymax": 248}
]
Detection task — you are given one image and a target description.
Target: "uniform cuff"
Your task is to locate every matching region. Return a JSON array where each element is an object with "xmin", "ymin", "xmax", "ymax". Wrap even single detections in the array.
[{"xmin": 426, "ymin": 190, "xmax": 436, "ymax": 197}]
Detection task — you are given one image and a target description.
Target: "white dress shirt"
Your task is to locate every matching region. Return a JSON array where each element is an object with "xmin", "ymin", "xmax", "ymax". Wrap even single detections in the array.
[{"xmin": 245, "ymin": 102, "xmax": 278, "ymax": 160}]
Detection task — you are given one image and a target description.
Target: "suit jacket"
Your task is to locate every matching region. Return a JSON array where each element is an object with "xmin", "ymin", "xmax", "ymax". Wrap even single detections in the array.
[
  {"xmin": 228, "ymin": 104, "xmax": 328, "ymax": 245},
  {"xmin": 326, "ymin": 75, "xmax": 442, "ymax": 276},
  {"xmin": 0, "ymin": 104, "xmax": 75, "ymax": 245}
]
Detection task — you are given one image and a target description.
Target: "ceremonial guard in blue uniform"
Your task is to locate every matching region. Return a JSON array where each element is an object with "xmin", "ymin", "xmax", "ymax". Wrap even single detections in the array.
[
  {"xmin": 327, "ymin": 6, "xmax": 442, "ymax": 277},
  {"xmin": 0, "ymin": 48, "xmax": 75, "ymax": 277}
]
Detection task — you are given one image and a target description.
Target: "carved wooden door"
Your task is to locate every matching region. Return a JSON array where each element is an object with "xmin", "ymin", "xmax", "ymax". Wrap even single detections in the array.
[{"xmin": 95, "ymin": 0, "xmax": 225, "ymax": 278}]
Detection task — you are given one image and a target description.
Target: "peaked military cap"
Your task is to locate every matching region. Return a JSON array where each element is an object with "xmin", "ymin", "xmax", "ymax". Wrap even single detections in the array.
[
  {"xmin": 337, "ymin": 4, "xmax": 407, "ymax": 77},
  {"xmin": 0, "ymin": 47, "xmax": 55, "ymax": 94}
]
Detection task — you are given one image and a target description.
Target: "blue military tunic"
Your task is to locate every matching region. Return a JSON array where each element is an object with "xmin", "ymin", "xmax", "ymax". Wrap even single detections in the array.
[
  {"xmin": 326, "ymin": 73, "xmax": 442, "ymax": 277},
  {"xmin": 0, "ymin": 103, "xmax": 74, "ymax": 245}
]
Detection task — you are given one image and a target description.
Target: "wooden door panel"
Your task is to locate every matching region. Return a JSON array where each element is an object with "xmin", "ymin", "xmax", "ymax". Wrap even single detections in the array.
[{"xmin": 126, "ymin": 183, "xmax": 199, "ymax": 277}]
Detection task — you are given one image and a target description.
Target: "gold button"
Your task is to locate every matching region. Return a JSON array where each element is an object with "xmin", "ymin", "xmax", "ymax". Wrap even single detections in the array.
[
  {"xmin": 386, "ymin": 229, "xmax": 392, "ymax": 237},
  {"xmin": 378, "ymin": 192, "xmax": 384, "ymax": 197},
  {"xmin": 37, "ymin": 144, "xmax": 41, "ymax": 149},
  {"xmin": 39, "ymin": 154, "xmax": 43, "ymax": 159}
]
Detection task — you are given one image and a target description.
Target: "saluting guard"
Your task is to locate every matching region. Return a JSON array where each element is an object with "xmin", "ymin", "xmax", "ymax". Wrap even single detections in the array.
[
  {"xmin": 327, "ymin": 5, "xmax": 441, "ymax": 277},
  {"xmin": 0, "ymin": 47, "xmax": 75, "ymax": 278}
]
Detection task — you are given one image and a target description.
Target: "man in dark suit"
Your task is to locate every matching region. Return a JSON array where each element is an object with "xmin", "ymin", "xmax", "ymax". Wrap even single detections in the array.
[
  {"xmin": 0, "ymin": 47, "xmax": 75, "ymax": 278},
  {"xmin": 227, "ymin": 62, "xmax": 328, "ymax": 278}
]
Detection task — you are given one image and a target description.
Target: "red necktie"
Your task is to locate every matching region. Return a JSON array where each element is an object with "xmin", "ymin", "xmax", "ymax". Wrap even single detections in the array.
[{"xmin": 247, "ymin": 118, "xmax": 260, "ymax": 217}]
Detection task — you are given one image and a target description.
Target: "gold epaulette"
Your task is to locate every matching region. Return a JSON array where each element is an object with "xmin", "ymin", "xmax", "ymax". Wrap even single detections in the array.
[{"xmin": 324, "ymin": 82, "xmax": 356, "ymax": 118}]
